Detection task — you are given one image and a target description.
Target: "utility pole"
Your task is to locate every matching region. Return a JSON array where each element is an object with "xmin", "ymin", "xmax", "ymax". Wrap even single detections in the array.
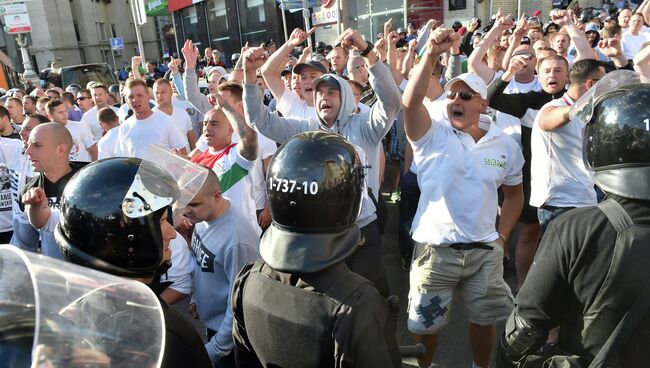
[
  {"xmin": 129, "ymin": 0, "xmax": 147, "ymax": 61},
  {"xmin": 15, "ymin": 33, "xmax": 36, "ymax": 82}
]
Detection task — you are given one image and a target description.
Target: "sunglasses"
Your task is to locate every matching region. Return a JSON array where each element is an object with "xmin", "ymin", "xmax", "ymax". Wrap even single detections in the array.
[
  {"xmin": 77, "ymin": 96, "xmax": 90, "ymax": 101},
  {"xmin": 447, "ymin": 91, "xmax": 478, "ymax": 100}
]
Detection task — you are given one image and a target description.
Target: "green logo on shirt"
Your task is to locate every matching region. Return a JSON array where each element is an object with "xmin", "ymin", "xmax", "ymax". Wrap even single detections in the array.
[{"xmin": 484, "ymin": 157, "xmax": 506, "ymax": 168}]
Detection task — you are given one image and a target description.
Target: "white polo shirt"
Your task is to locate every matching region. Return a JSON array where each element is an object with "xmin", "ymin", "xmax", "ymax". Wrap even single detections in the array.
[
  {"xmin": 410, "ymin": 115, "xmax": 524, "ymax": 245},
  {"xmin": 529, "ymin": 94, "xmax": 596, "ymax": 208}
]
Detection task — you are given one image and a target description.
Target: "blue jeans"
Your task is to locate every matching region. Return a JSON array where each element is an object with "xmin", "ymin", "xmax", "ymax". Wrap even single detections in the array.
[{"xmin": 537, "ymin": 205, "xmax": 575, "ymax": 235}]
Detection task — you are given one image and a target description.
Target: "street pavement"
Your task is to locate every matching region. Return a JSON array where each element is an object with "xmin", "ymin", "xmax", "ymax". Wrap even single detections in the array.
[{"xmin": 172, "ymin": 190, "xmax": 518, "ymax": 367}]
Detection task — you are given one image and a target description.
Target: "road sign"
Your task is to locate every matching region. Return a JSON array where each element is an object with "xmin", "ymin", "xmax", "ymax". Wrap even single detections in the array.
[
  {"xmin": 3, "ymin": 12, "xmax": 30, "ymax": 33},
  {"xmin": 110, "ymin": 37, "xmax": 124, "ymax": 50},
  {"xmin": 0, "ymin": 3, "xmax": 26, "ymax": 15}
]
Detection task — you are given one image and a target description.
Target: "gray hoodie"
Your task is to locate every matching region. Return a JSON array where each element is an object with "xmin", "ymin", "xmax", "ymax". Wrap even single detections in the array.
[
  {"xmin": 183, "ymin": 68, "xmax": 213, "ymax": 115},
  {"xmin": 243, "ymin": 61, "xmax": 402, "ymax": 227}
]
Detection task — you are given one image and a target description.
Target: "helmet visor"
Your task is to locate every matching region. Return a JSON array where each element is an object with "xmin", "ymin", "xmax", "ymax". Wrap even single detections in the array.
[
  {"xmin": 584, "ymin": 83, "xmax": 650, "ymax": 169},
  {"xmin": 123, "ymin": 145, "xmax": 209, "ymax": 218},
  {"xmin": 0, "ymin": 245, "xmax": 165, "ymax": 367},
  {"xmin": 571, "ymin": 70, "xmax": 650, "ymax": 124}
]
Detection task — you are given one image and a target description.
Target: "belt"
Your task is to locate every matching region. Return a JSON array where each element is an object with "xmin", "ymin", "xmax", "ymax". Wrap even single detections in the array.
[
  {"xmin": 415, "ymin": 241, "xmax": 494, "ymax": 251},
  {"xmin": 448, "ymin": 242, "xmax": 493, "ymax": 251}
]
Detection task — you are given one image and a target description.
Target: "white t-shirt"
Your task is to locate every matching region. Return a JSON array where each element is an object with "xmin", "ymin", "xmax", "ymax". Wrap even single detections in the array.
[
  {"xmin": 115, "ymin": 110, "xmax": 188, "ymax": 159},
  {"xmin": 65, "ymin": 120, "xmax": 96, "ymax": 162},
  {"xmin": 276, "ymin": 89, "xmax": 318, "ymax": 120},
  {"xmin": 529, "ymin": 94, "xmax": 596, "ymax": 208},
  {"xmin": 153, "ymin": 106, "xmax": 193, "ymax": 152},
  {"xmin": 410, "ymin": 115, "xmax": 524, "ymax": 245},
  {"xmin": 160, "ymin": 231, "xmax": 194, "ymax": 295},
  {"xmin": 0, "ymin": 138, "xmax": 24, "ymax": 231},
  {"xmin": 80, "ymin": 105, "xmax": 120, "ymax": 141},
  {"xmin": 97, "ymin": 126, "xmax": 120, "ymax": 160},
  {"xmin": 505, "ymin": 75, "xmax": 541, "ymax": 93},
  {"xmin": 622, "ymin": 30, "xmax": 650, "ymax": 60}
]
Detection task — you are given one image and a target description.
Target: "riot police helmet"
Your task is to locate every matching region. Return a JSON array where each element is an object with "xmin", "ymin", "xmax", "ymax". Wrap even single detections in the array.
[
  {"xmin": 261, "ymin": 131, "xmax": 365, "ymax": 273},
  {"xmin": 583, "ymin": 81, "xmax": 650, "ymax": 200},
  {"xmin": 55, "ymin": 157, "xmax": 180, "ymax": 278}
]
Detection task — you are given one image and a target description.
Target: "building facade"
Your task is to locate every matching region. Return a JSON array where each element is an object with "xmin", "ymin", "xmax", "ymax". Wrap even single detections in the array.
[
  {"xmin": 168, "ymin": 0, "xmax": 605, "ymax": 65},
  {"xmin": 9, "ymin": 0, "xmax": 166, "ymax": 74}
]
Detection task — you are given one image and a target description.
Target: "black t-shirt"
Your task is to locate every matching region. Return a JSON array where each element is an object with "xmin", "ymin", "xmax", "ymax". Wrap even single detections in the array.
[
  {"xmin": 18, "ymin": 162, "xmax": 85, "ymax": 212},
  {"xmin": 2, "ymin": 132, "xmax": 20, "ymax": 140}
]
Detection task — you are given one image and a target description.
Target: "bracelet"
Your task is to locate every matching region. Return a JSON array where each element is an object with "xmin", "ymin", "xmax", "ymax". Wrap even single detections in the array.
[
  {"xmin": 360, "ymin": 42, "xmax": 374, "ymax": 57},
  {"xmin": 498, "ymin": 233, "xmax": 507, "ymax": 243}
]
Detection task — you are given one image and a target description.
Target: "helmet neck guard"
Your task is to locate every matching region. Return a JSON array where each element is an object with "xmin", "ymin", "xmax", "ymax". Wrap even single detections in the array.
[
  {"xmin": 594, "ymin": 167, "xmax": 650, "ymax": 201},
  {"xmin": 260, "ymin": 222, "xmax": 360, "ymax": 273}
]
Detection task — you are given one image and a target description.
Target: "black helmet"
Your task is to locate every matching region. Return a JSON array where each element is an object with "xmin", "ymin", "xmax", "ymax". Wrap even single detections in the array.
[
  {"xmin": 55, "ymin": 157, "xmax": 180, "ymax": 278},
  {"xmin": 261, "ymin": 132, "xmax": 364, "ymax": 273},
  {"xmin": 584, "ymin": 82, "xmax": 650, "ymax": 200},
  {"xmin": 267, "ymin": 131, "xmax": 363, "ymax": 232}
]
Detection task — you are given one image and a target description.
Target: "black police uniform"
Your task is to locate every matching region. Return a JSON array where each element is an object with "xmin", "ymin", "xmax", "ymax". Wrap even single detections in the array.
[
  {"xmin": 231, "ymin": 132, "xmax": 400, "ymax": 368},
  {"xmin": 497, "ymin": 77, "xmax": 650, "ymax": 367},
  {"xmin": 54, "ymin": 158, "xmax": 212, "ymax": 368},
  {"xmin": 232, "ymin": 260, "xmax": 401, "ymax": 367},
  {"xmin": 496, "ymin": 195, "xmax": 650, "ymax": 367}
]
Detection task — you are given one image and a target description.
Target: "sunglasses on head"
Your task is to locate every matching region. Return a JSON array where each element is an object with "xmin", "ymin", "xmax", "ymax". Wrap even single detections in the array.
[{"xmin": 447, "ymin": 91, "xmax": 478, "ymax": 100}]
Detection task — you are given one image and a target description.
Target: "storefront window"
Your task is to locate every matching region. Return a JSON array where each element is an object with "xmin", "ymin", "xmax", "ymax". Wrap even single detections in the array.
[
  {"xmin": 238, "ymin": 0, "xmax": 268, "ymax": 45},
  {"xmin": 207, "ymin": 0, "xmax": 240, "ymax": 66},
  {"xmin": 179, "ymin": 4, "xmax": 209, "ymax": 51}
]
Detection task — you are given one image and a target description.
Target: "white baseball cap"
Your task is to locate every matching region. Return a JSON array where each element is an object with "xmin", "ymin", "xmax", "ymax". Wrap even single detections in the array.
[{"xmin": 444, "ymin": 73, "xmax": 487, "ymax": 99}]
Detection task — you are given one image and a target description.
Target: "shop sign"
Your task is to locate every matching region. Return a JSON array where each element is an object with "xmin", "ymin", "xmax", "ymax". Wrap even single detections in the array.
[{"xmin": 311, "ymin": 0, "xmax": 337, "ymax": 25}]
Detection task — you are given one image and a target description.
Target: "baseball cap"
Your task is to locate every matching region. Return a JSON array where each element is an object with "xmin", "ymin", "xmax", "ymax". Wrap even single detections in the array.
[
  {"xmin": 585, "ymin": 23, "xmax": 600, "ymax": 33},
  {"xmin": 280, "ymin": 67, "xmax": 293, "ymax": 77},
  {"xmin": 205, "ymin": 66, "xmax": 228, "ymax": 78},
  {"xmin": 444, "ymin": 73, "xmax": 487, "ymax": 99},
  {"xmin": 531, "ymin": 9, "xmax": 542, "ymax": 17},
  {"xmin": 397, "ymin": 27, "xmax": 406, "ymax": 34},
  {"xmin": 293, "ymin": 60, "xmax": 328, "ymax": 75},
  {"xmin": 312, "ymin": 74, "xmax": 341, "ymax": 91}
]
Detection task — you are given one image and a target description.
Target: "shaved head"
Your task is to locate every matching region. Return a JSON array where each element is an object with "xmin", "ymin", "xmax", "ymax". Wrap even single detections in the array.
[
  {"xmin": 200, "ymin": 169, "xmax": 221, "ymax": 196},
  {"xmin": 36, "ymin": 122, "xmax": 73, "ymax": 154}
]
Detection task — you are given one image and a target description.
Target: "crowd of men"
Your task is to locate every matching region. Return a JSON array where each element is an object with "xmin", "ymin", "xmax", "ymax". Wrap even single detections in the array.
[{"xmin": 2, "ymin": 1, "xmax": 650, "ymax": 367}]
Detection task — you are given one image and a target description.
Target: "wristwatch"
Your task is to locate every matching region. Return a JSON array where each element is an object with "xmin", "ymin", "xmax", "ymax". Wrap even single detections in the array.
[{"xmin": 360, "ymin": 42, "xmax": 374, "ymax": 57}]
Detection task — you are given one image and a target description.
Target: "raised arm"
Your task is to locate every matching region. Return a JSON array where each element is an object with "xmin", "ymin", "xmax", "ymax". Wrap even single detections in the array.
[
  {"xmin": 261, "ymin": 28, "xmax": 314, "ymax": 101},
  {"xmin": 552, "ymin": 9, "xmax": 597, "ymax": 61},
  {"xmin": 403, "ymin": 27, "xmax": 457, "ymax": 142},
  {"xmin": 445, "ymin": 34, "xmax": 463, "ymax": 81},
  {"xmin": 219, "ymin": 95, "xmax": 258, "ymax": 162},
  {"xmin": 229, "ymin": 43, "xmax": 250, "ymax": 85},
  {"xmin": 599, "ymin": 38, "xmax": 630, "ymax": 69},
  {"xmin": 459, "ymin": 18, "xmax": 480, "ymax": 56},
  {"xmin": 386, "ymin": 29, "xmax": 405, "ymax": 85},
  {"xmin": 502, "ymin": 14, "xmax": 527, "ymax": 71},
  {"xmin": 469, "ymin": 10, "xmax": 514, "ymax": 84},
  {"xmin": 634, "ymin": 44, "xmax": 650, "ymax": 76},
  {"xmin": 243, "ymin": 47, "xmax": 314, "ymax": 143},
  {"xmin": 181, "ymin": 39, "xmax": 213, "ymax": 114},
  {"xmin": 131, "ymin": 56, "xmax": 144, "ymax": 81}
]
